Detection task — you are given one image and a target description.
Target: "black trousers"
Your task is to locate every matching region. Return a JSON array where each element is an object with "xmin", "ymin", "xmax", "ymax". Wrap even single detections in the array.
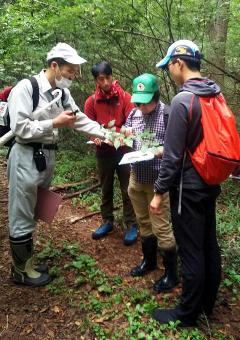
[
  {"xmin": 97, "ymin": 155, "xmax": 136, "ymax": 227},
  {"xmin": 169, "ymin": 187, "xmax": 221, "ymax": 322}
]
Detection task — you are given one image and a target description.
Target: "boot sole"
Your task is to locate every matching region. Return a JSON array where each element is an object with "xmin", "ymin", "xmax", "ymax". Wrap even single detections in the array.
[
  {"xmin": 153, "ymin": 281, "xmax": 179, "ymax": 293},
  {"xmin": 123, "ymin": 239, "xmax": 138, "ymax": 246},
  {"xmin": 92, "ymin": 230, "xmax": 113, "ymax": 240},
  {"xmin": 12, "ymin": 276, "xmax": 52, "ymax": 287},
  {"xmin": 131, "ymin": 266, "xmax": 157, "ymax": 277},
  {"xmin": 11, "ymin": 269, "xmax": 52, "ymax": 287}
]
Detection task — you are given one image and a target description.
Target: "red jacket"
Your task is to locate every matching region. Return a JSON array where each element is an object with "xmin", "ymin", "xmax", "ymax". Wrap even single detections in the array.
[{"xmin": 84, "ymin": 80, "xmax": 134, "ymax": 157}]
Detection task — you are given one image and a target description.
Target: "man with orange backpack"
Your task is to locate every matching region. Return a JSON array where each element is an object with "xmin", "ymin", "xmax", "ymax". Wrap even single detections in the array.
[{"xmin": 150, "ymin": 40, "xmax": 240, "ymax": 326}]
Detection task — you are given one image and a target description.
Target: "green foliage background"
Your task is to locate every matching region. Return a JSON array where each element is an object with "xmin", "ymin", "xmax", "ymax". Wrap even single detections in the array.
[
  {"xmin": 1, "ymin": 0, "xmax": 240, "ymax": 113},
  {"xmin": 0, "ymin": 2, "xmax": 239, "ymax": 337}
]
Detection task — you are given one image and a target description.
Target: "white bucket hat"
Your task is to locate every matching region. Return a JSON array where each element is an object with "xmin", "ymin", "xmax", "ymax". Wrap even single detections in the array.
[{"xmin": 47, "ymin": 42, "xmax": 87, "ymax": 65}]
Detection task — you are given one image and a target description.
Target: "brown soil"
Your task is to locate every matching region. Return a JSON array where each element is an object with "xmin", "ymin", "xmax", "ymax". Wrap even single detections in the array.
[{"xmin": 0, "ymin": 157, "xmax": 240, "ymax": 339}]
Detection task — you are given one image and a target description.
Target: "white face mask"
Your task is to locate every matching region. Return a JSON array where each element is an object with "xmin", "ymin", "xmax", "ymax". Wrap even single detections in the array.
[
  {"xmin": 55, "ymin": 66, "xmax": 73, "ymax": 89},
  {"xmin": 55, "ymin": 76, "xmax": 72, "ymax": 89}
]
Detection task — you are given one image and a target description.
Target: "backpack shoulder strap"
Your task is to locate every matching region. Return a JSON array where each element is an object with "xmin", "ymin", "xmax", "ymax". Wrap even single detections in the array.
[
  {"xmin": 61, "ymin": 89, "xmax": 66, "ymax": 106},
  {"xmin": 28, "ymin": 76, "xmax": 39, "ymax": 111},
  {"xmin": 184, "ymin": 92, "xmax": 196, "ymax": 122}
]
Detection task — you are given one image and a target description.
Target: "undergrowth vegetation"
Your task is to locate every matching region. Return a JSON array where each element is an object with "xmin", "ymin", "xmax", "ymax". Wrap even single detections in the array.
[{"xmin": 47, "ymin": 149, "xmax": 240, "ymax": 338}]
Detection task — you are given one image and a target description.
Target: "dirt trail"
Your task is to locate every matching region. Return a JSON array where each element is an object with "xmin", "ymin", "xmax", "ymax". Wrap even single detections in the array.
[{"xmin": 0, "ymin": 157, "xmax": 239, "ymax": 339}]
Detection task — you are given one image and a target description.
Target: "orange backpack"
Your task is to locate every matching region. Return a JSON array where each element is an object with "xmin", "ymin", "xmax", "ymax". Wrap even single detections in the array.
[{"xmin": 188, "ymin": 94, "xmax": 240, "ymax": 185}]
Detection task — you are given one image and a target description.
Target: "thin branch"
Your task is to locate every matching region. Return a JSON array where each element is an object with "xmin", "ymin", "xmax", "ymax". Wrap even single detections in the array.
[
  {"xmin": 105, "ymin": 28, "xmax": 168, "ymax": 43},
  {"xmin": 203, "ymin": 57, "xmax": 240, "ymax": 83},
  {"xmin": 50, "ymin": 178, "xmax": 98, "ymax": 192},
  {"xmin": 131, "ymin": 0, "xmax": 162, "ymax": 50},
  {"xmin": 70, "ymin": 211, "xmax": 101, "ymax": 223},
  {"xmin": 63, "ymin": 183, "xmax": 100, "ymax": 200},
  {"xmin": 69, "ymin": 204, "xmax": 122, "ymax": 224},
  {"xmin": 164, "ymin": 0, "xmax": 175, "ymax": 43}
]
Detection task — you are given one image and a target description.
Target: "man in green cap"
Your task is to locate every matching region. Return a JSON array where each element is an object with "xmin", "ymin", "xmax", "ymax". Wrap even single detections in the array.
[{"xmin": 124, "ymin": 73, "xmax": 178, "ymax": 293}]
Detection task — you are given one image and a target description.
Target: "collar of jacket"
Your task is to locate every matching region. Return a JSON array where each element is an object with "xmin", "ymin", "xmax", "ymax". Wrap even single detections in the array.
[{"xmin": 95, "ymin": 80, "xmax": 121, "ymax": 101}]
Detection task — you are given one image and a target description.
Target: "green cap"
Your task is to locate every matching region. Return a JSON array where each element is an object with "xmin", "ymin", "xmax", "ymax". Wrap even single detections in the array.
[{"xmin": 131, "ymin": 73, "xmax": 159, "ymax": 104}]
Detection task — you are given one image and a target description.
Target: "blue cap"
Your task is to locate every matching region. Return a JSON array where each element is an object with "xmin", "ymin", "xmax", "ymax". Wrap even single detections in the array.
[{"xmin": 156, "ymin": 40, "xmax": 201, "ymax": 69}]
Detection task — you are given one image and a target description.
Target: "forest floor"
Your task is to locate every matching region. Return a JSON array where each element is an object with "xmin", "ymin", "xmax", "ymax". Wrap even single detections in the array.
[{"xmin": 0, "ymin": 156, "xmax": 240, "ymax": 339}]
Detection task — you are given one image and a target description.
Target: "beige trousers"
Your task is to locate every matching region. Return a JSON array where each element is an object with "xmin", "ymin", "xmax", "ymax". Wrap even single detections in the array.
[{"xmin": 128, "ymin": 172, "xmax": 176, "ymax": 250}]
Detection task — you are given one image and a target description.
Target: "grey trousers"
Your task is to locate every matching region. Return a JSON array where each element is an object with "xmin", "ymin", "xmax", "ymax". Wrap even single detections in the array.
[{"xmin": 7, "ymin": 143, "xmax": 55, "ymax": 238}]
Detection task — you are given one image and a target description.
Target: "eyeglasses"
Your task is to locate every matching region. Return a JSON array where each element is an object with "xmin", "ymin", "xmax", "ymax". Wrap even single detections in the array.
[{"xmin": 166, "ymin": 60, "xmax": 177, "ymax": 71}]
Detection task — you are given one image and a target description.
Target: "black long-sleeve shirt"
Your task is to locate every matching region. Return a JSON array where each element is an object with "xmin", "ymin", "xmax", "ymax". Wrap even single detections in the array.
[{"xmin": 154, "ymin": 77, "xmax": 221, "ymax": 194}]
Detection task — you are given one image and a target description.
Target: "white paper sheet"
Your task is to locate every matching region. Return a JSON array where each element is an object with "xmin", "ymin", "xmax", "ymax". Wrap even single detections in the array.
[{"xmin": 119, "ymin": 150, "xmax": 155, "ymax": 165}]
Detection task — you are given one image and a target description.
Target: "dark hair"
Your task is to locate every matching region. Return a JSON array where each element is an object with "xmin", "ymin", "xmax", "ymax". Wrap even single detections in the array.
[
  {"xmin": 171, "ymin": 54, "xmax": 201, "ymax": 71},
  {"xmin": 91, "ymin": 61, "xmax": 112, "ymax": 78},
  {"xmin": 152, "ymin": 90, "xmax": 160, "ymax": 103},
  {"xmin": 47, "ymin": 57, "xmax": 69, "ymax": 68}
]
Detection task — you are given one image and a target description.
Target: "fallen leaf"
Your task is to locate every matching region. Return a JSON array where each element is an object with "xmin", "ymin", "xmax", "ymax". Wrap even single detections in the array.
[
  {"xmin": 51, "ymin": 306, "xmax": 61, "ymax": 313},
  {"xmin": 48, "ymin": 330, "xmax": 55, "ymax": 338},
  {"xmin": 70, "ymin": 216, "xmax": 80, "ymax": 223},
  {"xmin": 40, "ymin": 307, "xmax": 49, "ymax": 313},
  {"xmin": 20, "ymin": 324, "xmax": 33, "ymax": 336}
]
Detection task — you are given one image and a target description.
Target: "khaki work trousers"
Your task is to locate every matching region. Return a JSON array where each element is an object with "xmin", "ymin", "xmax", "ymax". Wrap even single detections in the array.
[{"xmin": 128, "ymin": 172, "xmax": 175, "ymax": 250}]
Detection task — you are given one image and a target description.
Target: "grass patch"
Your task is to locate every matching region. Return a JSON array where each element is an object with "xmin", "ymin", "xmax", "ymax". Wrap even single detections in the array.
[
  {"xmin": 53, "ymin": 150, "xmax": 97, "ymax": 185},
  {"xmin": 217, "ymin": 180, "xmax": 240, "ymax": 294}
]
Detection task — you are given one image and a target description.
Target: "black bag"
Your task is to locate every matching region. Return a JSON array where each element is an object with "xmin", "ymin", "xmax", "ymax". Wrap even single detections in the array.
[{"xmin": 0, "ymin": 77, "xmax": 39, "ymax": 146}]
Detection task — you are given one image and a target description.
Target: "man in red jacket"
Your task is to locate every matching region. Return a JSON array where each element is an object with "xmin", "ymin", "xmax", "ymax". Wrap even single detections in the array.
[{"xmin": 84, "ymin": 61, "xmax": 138, "ymax": 245}]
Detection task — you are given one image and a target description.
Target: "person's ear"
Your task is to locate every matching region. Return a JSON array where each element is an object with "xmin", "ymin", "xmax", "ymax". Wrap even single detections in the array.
[
  {"xmin": 50, "ymin": 61, "xmax": 58, "ymax": 71},
  {"xmin": 177, "ymin": 59, "xmax": 184, "ymax": 70}
]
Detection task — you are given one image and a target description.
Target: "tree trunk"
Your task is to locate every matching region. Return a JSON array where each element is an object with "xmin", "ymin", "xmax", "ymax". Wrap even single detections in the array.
[{"xmin": 208, "ymin": 0, "xmax": 231, "ymax": 88}]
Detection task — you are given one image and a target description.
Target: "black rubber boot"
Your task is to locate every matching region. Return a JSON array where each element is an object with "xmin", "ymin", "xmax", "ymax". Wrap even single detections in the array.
[
  {"xmin": 11, "ymin": 263, "xmax": 49, "ymax": 275},
  {"xmin": 9, "ymin": 233, "xmax": 52, "ymax": 287},
  {"xmin": 34, "ymin": 263, "xmax": 49, "ymax": 273},
  {"xmin": 131, "ymin": 235, "xmax": 157, "ymax": 277},
  {"xmin": 153, "ymin": 247, "xmax": 179, "ymax": 293}
]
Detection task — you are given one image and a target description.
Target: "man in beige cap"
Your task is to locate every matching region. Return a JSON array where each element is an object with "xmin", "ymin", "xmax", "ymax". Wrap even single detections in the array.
[{"xmin": 7, "ymin": 42, "xmax": 106, "ymax": 287}]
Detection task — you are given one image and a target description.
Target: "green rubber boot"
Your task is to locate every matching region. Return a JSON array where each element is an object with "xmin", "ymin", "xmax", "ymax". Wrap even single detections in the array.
[{"xmin": 9, "ymin": 233, "xmax": 51, "ymax": 287}]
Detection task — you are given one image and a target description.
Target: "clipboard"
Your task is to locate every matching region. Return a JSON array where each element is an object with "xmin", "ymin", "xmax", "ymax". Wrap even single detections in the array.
[{"xmin": 35, "ymin": 187, "xmax": 62, "ymax": 224}]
